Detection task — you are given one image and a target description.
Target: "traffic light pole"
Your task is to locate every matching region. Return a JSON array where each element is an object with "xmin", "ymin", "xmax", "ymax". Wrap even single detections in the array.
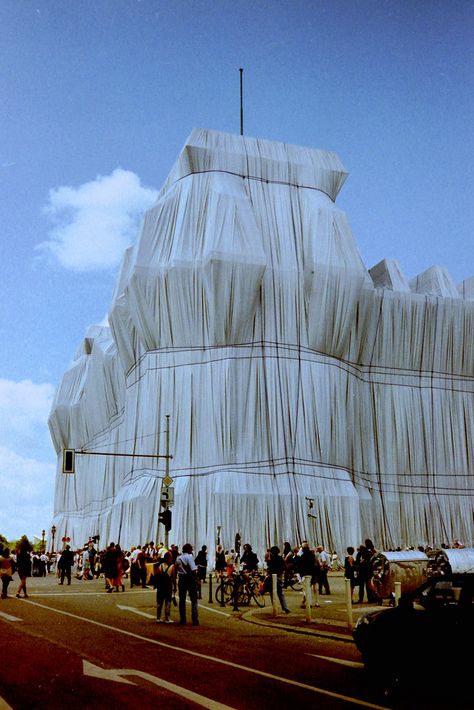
[
  {"xmin": 156, "ymin": 415, "xmax": 174, "ymax": 548},
  {"xmin": 161, "ymin": 414, "xmax": 170, "ymax": 550}
]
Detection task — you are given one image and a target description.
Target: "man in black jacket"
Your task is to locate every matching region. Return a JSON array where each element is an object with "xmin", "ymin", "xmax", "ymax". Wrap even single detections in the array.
[{"xmin": 58, "ymin": 545, "xmax": 74, "ymax": 585}]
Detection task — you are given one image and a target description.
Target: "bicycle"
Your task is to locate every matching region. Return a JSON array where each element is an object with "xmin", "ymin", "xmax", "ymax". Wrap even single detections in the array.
[{"xmin": 215, "ymin": 570, "xmax": 266, "ymax": 607}]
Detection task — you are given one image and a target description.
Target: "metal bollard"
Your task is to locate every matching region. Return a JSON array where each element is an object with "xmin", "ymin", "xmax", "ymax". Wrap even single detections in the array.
[
  {"xmin": 271, "ymin": 574, "xmax": 278, "ymax": 617},
  {"xmin": 208, "ymin": 573, "xmax": 213, "ymax": 604},
  {"xmin": 395, "ymin": 580, "xmax": 401, "ymax": 606},
  {"xmin": 345, "ymin": 578, "xmax": 353, "ymax": 629}
]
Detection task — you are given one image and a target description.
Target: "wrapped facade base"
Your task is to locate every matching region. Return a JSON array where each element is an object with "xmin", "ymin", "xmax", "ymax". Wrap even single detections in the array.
[{"xmin": 49, "ymin": 129, "xmax": 474, "ymax": 561}]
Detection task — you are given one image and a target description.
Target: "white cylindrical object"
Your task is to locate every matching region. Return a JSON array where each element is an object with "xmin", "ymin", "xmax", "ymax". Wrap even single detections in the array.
[
  {"xmin": 395, "ymin": 580, "xmax": 402, "ymax": 606},
  {"xmin": 303, "ymin": 575, "xmax": 312, "ymax": 623},
  {"xmin": 272, "ymin": 574, "xmax": 278, "ymax": 617}
]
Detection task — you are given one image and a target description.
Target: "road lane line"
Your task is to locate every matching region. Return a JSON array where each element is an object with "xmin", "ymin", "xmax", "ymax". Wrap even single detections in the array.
[
  {"xmin": 0, "ymin": 612, "xmax": 22, "ymax": 622},
  {"xmin": 308, "ymin": 654, "xmax": 365, "ymax": 669},
  {"xmin": 22, "ymin": 599, "xmax": 389, "ymax": 709},
  {"xmin": 197, "ymin": 603, "xmax": 231, "ymax": 617},
  {"xmin": 116, "ymin": 604, "xmax": 156, "ymax": 619},
  {"xmin": 83, "ymin": 660, "xmax": 237, "ymax": 709}
]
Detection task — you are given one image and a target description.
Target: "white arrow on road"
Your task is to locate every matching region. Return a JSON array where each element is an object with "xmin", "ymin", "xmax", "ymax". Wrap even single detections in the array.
[
  {"xmin": 307, "ymin": 653, "xmax": 364, "ymax": 669},
  {"xmin": 83, "ymin": 660, "xmax": 237, "ymax": 709},
  {"xmin": 0, "ymin": 611, "xmax": 22, "ymax": 622},
  {"xmin": 116, "ymin": 604, "xmax": 155, "ymax": 619}
]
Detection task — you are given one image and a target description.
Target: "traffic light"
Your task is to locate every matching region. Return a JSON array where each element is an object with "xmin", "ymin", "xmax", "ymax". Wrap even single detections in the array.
[
  {"xmin": 158, "ymin": 508, "xmax": 172, "ymax": 532},
  {"xmin": 62, "ymin": 449, "xmax": 75, "ymax": 474}
]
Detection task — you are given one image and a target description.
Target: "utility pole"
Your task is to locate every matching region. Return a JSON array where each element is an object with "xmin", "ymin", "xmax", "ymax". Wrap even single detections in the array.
[{"xmin": 157, "ymin": 415, "xmax": 174, "ymax": 548}]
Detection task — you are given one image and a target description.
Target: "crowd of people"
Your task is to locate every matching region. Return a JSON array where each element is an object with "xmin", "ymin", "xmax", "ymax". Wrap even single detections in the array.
[{"xmin": 1, "ymin": 535, "xmax": 469, "ymax": 624}]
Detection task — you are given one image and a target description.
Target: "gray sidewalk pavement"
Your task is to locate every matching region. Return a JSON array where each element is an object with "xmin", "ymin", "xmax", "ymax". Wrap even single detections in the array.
[{"xmin": 239, "ymin": 572, "xmax": 385, "ymax": 642}]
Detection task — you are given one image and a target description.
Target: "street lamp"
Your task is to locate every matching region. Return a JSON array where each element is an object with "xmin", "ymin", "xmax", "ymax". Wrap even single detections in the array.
[
  {"xmin": 41, "ymin": 529, "xmax": 45, "ymax": 553},
  {"xmin": 51, "ymin": 525, "xmax": 56, "ymax": 554}
]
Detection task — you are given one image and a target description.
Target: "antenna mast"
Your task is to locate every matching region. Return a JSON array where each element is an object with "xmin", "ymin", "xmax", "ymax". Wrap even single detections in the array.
[{"xmin": 239, "ymin": 67, "xmax": 244, "ymax": 136}]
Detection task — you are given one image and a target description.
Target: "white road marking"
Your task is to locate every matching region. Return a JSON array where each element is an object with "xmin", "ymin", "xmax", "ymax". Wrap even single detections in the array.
[
  {"xmin": 23, "ymin": 599, "xmax": 389, "ymax": 709},
  {"xmin": 116, "ymin": 604, "xmax": 155, "ymax": 619},
  {"xmin": 308, "ymin": 653, "xmax": 365, "ymax": 669},
  {"xmin": 83, "ymin": 660, "xmax": 237, "ymax": 709},
  {"xmin": 197, "ymin": 603, "xmax": 231, "ymax": 617},
  {"xmin": 0, "ymin": 611, "xmax": 22, "ymax": 622}
]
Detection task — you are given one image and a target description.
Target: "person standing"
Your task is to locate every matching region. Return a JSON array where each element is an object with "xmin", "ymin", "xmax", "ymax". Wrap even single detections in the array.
[
  {"xmin": 57, "ymin": 544, "xmax": 74, "ymax": 586},
  {"xmin": 16, "ymin": 541, "xmax": 32, "ymax": 597},
  {"xmin": 296, "ymin": 541, "xmax": 316, "ymax": 608},
  {"xmin": 194, "ymin": 545, "xmax": 208, "ymax": 584},
  {"xmin": 266, "ymin": 546, "xmax": 290, "ymax": 613},
  {"xmin": 103, "ymin": 542, "xmax": 119, "ymax": 592},
  {"xmin": 344, "ymin": 546, "xmax": 358, "ymax": 602},
  {"xmin": 1, "ymin": 548, "xmax": 14, "ymax": 598},
  {"xmin": 316, "ymin": 545, "xmax": 331, "ymax": 595},
  {"xmin": 155, "ymin": 551, "xmax": 176, "ymax": 623},
  {"xmin": 214, "ymin": 544, "xmax": 226, "ymax": 580},
  {"xmin": 175, "ymin": 543, "xmax": 199, "ymax": 626}
]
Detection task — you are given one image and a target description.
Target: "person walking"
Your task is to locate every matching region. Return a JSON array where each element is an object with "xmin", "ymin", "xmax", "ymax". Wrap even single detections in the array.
[
  {"xmin": 16, "ymin": 542, "xmax": 32, "ymax": 597},
  {"xmin": 266, "ymin": 546, "xmax": 290, "ymax": 614},
  {"xmin": 155, "ymin": 551, "xmax": 176, "ymax": 623},
  {"xmin": 57, "ymin": 544, "xmax": 74, "ymax": 586},
  {"xmin": 175, "ymin": 543, "xmax": 199, "ymax": 626},
  {"xmin": 111, "ymin": 544, "xmax": 125, "ymax": 592},
  {"xmin": 1, "ymin": 548, "xmax": 14, "ymax": 598}
]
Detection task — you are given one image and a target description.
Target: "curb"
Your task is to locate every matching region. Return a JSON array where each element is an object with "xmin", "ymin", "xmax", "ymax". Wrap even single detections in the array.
[{"xmin": 241, "ymin": 607, "xmax": 355, "ymax": 643}]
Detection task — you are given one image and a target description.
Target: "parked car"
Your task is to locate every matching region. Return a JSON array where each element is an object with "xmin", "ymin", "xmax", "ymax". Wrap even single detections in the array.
[{"xmin": 353, "ymin": 574, "xmax": 474, "ymax": 702}]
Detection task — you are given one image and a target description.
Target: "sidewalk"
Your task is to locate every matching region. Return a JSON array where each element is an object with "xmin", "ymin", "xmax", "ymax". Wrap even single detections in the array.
[{"xmin": 239, "ymin": 572, "xmax": 383, "ymax": 642}]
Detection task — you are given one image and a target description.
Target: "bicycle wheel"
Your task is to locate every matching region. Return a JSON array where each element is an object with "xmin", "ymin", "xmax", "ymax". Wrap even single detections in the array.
[
  {"xmin": 215, "ymin": 579, "xmax": 234, "ymax": 605},
  {"xmin": 289, "ymin": 577, "xmax": 303, "ymax": 592},
  {"xmin": 236, "ymin": 587, "xmax": 250, "ymax": 606},
  {"xmin": 251, "ymin": 588, "xmax": 266, "ymax": 607}
]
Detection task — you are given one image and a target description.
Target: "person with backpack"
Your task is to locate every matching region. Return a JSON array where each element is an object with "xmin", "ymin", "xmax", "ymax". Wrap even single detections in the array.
[{"xmin": 155, "ymin": 550, "xmax": 176, "ymax": 623}]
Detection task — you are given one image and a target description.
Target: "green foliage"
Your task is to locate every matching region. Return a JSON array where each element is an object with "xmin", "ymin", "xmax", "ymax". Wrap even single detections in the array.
[{"xmin": 16, "ymin": 535, "xmax": 33, "ymax": 553}]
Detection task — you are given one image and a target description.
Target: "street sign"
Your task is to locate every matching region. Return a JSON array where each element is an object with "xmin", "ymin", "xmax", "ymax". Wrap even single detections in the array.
[
  {"xmin": 163, "ymin": 475, "xmax": 173, "ymax": 487},
  {"xmin": 161, "ymin": 486, "xmax": 174, "ymax": 506}
]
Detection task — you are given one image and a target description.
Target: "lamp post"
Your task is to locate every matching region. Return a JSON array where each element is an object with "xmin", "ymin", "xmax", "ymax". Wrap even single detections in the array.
[
  {"xmin": 41, "ymin": 529, "xmax": 45, "ymax": 553},
  {"xmin": 51, "ymin": 525, "xmax": 56, "ymax": 554}
]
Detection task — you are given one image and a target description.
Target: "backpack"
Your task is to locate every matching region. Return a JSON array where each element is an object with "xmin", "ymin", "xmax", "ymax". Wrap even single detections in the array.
[{"xmin": 155, "ymin": 563, "xmax": 173, "ymax": 593}]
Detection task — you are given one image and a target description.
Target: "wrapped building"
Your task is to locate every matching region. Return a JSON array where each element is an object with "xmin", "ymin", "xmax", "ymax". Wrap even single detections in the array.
[{"xmin": 49, "ymin": 129, "xmax": 474, "ymax": 558}]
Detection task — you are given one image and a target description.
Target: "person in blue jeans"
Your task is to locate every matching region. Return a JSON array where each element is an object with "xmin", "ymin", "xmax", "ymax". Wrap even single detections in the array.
[
  {"xmin": 266, "ymin": 546, "xmax": 290, "ymax": 613},
  {"xmin": 175, "ymin": 543, "xmax": 200, "ymax": 625}
]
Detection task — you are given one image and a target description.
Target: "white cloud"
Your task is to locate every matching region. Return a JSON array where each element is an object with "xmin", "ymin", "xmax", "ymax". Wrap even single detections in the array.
[
  {"xmin": 0, "ymin": 379, "xmax": 56, "ymax": 541},
  {"xmin": 38, "ymin": 169, "xmax": 158, "ymax": 271}
]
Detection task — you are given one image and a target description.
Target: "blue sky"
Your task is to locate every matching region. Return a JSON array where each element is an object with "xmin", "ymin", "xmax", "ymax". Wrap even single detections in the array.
[{"xmin": 1, "ymin": 0, "xmax": 473, "ymax": 542}]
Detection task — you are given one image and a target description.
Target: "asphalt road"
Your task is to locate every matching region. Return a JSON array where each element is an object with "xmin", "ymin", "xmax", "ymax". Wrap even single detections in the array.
[{"xmin": 0, "ymin": 574, "xmax": 430, "ymax": 709}]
